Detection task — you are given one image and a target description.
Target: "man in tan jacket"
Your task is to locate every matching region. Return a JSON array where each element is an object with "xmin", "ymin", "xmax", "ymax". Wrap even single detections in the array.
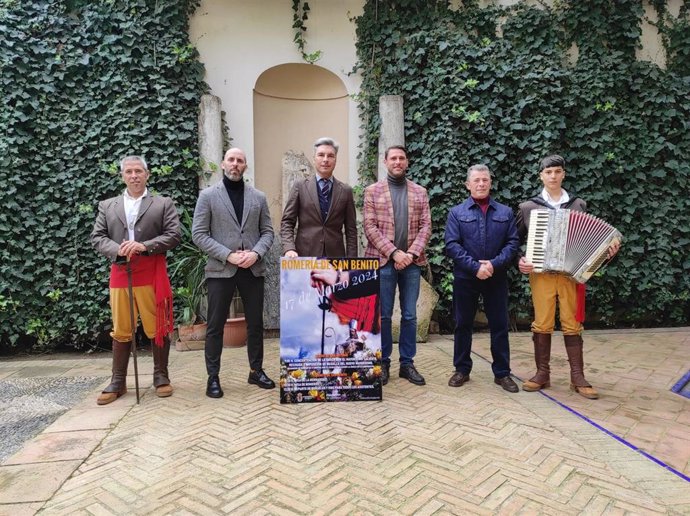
[{"xmin": 91, "ymin": 155, "xmax": 180, "ymax": 405}]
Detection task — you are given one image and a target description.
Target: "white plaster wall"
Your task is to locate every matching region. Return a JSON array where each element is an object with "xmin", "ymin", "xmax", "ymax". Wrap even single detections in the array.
[
  {"xmin": 189, "ymin": 0, "xmax": 364, "ymax": 185},
  {"xmin": 190, "ymin": 0, "xmax": 682, "ymax": 186}
]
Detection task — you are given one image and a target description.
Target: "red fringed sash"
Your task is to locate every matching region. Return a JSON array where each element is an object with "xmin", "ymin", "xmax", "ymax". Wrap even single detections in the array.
[
  {"xmin": 109, "ymin": 254, "xmax": 173, "ymax": 346},
  {"xmin": 575, "ymin": 283, "xmax": 586, "ymax": 323}
]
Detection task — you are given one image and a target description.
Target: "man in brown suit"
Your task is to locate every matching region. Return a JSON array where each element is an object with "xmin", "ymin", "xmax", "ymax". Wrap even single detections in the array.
[
  {"xmin": 280, "ymin": 137, "xmax": 358, "ymax": 258},
  {"xmin": 91, "ymin": 155, "xmax": 180, "ymax": 405}
]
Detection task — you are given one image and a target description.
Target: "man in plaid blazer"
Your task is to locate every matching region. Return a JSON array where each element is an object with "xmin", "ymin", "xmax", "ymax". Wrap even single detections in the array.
[{"xmin": 363, "ymin": 146, "xmax": 432, "ymax": 386}]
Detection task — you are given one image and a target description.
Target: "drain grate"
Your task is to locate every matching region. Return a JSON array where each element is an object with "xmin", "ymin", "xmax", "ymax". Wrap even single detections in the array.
[{"xmin": 671, "ymin": 370, "xmax": 690, "ymax": 399}]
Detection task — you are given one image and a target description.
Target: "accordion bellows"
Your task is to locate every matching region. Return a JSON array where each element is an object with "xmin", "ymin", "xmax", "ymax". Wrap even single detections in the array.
[{"xmin": 526, "ymin": 209, "xmax": 622, "ymax": 284}]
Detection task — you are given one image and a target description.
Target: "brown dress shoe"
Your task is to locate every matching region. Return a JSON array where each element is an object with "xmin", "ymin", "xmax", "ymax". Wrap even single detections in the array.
[
  {"xmin": 97, "ymin": 390, "xmax": 125, "ymax": 405},
  {"xmin": 448, "ymin": 371, "xmax": 470, "ymax": 387},
  {"xmin": 570, "ymin": 384, "xmax": 599, "ymax": 399},
  {"xmin": 155, "ymin": 384, "xmax": 173, "ymax": 397}
]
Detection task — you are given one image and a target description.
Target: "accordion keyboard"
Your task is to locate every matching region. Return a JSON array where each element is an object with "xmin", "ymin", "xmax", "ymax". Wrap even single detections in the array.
[{"xmin": 525, "ymin": 210, "xmax": 551, "ymax": 272}]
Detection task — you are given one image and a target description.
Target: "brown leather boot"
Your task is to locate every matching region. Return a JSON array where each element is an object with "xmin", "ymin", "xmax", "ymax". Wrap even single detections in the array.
[
  {"xmin": 152, "ymin": 337, "xmax": 173, "ymax": 398},
  {"xmin": 97, "ymin": 339, "xmax": 131, "ymax": 405},
  {"xmin": 564, "ymin": 334, "xmax": 599, "ymax": 399},
  {"xmin": 522, "ymin": 333, "xmax": 551, "ymax": 391}
]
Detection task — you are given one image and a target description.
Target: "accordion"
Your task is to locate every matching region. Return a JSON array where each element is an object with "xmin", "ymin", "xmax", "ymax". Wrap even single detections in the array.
[{"xmin": 525, "ymin": 209, "xmax": 622, "ymax": 284}]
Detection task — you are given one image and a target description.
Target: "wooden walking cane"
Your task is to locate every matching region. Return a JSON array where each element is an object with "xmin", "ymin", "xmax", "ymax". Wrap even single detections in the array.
[{"xmin": 126, "ymin": 258, "xmax": 141, "ymax": 404}]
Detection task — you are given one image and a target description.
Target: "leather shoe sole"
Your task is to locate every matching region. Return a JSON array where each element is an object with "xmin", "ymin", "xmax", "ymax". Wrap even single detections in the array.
[
  {"xmin": 206, "ymin": 377, "xmax": 224, "ymax": 398},
  {"xmin": 156, "ymin": 384, "xmax": 173, "ymax": 398},
  {"xmin": 206, "ymin": 387, "xmax": 224, "ymax": 398},
  {"xmin": 248, "ymin": 373, "xmax": 276, "ymax": 389},
  {"xmin": 448, "ymin": 372, "xmax": 470, "ymax": 387},
  {"xmin": 97, "ymin": 389, "xmax": 126, "ymax": 405},
  {"xmin": 399, "ymin": 367, "xmax": 426, "ymax": 386},
  {"xmin": 494, "ymin": 376, "xmax": 519, "ymax": 393},
  {"xmin": 570, "ymin": 384, "xmax": 599, "ymax": 399}
]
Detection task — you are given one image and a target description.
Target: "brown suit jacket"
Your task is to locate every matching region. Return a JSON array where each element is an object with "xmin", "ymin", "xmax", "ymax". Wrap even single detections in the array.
[
  {"xmin": 90, "ymin": 193, "xmax": 181, "ymax": 262},
  {"xmin": 280, "ymin": 176, "xmax": 358, "ymax": 257},
  {"xmin": 363, "ymin": 178, "xmax": 432, "ymax": 267}
]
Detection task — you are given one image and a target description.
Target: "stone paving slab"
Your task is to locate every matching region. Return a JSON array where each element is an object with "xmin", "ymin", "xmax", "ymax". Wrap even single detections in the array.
[
  {"xmin": 0, "ymin": 460, "xmax": 82, "ymax": 504},
  {"xmin": 0, "ymin": 330, "xmax": 688, "ymax": 515},
  {"xmin": 472, "ymin": 328, "xmax": 690, "ymax": 477},
  {"xmin": 32, "ymin": 338, "xmax": 690, "ymax": 513},
  {"xmin": 0, "ymin": 376, "xmax": 107, "ymax": 462},
  {"xmin": 3, "ymin": 430, "xmax": 109, "ymax": 465}
]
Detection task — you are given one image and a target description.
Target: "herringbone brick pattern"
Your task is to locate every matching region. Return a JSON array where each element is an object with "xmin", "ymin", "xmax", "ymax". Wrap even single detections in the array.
[{"xmin": 38, "ymin": 339, "xmax": 689, "ymax": 515}]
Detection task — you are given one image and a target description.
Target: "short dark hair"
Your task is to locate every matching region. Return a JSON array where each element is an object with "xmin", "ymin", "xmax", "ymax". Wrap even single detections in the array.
[
  {"xmin": 385, "ymin": 145, "xmax": 407, "ymax": 159},
  {"xmin": 540, "ymin": 154, "xmax": 565, "ymax": 171}
]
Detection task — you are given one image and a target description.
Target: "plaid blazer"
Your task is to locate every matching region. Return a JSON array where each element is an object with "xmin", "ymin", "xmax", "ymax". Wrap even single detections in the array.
[{"xmin": 363, "ymin": 178, "xmax": 432, "ymax": 267}]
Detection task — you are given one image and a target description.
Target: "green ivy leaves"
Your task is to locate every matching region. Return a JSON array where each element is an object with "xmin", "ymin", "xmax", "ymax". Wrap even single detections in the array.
[
  {"xmin": 0, "ymin": 0, "xmax": 207, "ymax": 350},
  {"xmin": 354, "ymin": 0, "xmax": 690, "ymax": 329}
]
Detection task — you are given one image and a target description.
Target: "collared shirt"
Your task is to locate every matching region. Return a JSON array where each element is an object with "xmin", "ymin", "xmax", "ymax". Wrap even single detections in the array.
[
  {"xmin": 316, "ymin": 174, "xmax": 334, "ymax": 188},
  {"xmin": 123, "ymin": 188, "xmax": 148, "ymax": 240},
  {"xmin": 541, "ymin": 187, "xmax": 570, "ymax": 209}
]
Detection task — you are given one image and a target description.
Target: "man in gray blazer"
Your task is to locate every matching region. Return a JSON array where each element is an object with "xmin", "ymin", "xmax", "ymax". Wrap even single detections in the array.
[
  {"xmin": 280, "ymin": 137, "xmax": 358, "ymax": 258},
  {"xmin": 192, "ymin": 148, "xmax": 275, "ymax": 398},
  {"xmin": 91, "ymin": 155, "xmax": 180, "ymax": 405}
]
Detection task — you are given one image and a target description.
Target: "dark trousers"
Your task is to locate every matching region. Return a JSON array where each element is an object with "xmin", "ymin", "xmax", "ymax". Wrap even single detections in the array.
[
  {"xmin": 452, "ymin": 275, "xmax": 511, "ymax": 378},
  {"xmin": 205, "ymin": 270, "xmax": 264, "ymax": 375}
]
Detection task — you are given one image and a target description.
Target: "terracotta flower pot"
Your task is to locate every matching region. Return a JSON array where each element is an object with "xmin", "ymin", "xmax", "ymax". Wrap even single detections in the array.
[
  {"xmin": 223, "ymin": 316, "xmax": 247, "ymax": 347},
  {"xmin": 178, "ymin": 322, "xmax": 207, "ymax": 342}
]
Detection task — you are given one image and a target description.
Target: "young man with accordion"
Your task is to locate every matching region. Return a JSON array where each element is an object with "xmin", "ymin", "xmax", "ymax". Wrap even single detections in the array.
[{"xmin": 516, "ymin": 155, "xmax": 621, "ymax": 399}]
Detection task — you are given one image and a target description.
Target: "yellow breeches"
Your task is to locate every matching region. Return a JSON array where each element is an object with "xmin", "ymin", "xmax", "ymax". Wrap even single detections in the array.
[
  {"xmin": 529, "ymin": 273, "xmax": 582, "ymax": 335},
  {"xmin": 109, "ymin": 285, "xmax": 157, "ymax": 342}
]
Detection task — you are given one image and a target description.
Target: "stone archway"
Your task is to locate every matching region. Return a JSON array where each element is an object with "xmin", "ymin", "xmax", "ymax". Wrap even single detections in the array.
[{"xmin": 253, "ymin": 63, "xmax": 349, "ymax": 224}]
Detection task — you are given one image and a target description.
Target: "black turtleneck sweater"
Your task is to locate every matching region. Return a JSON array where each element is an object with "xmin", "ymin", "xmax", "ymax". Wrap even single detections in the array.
[
  {"xmin": 387, "ymin": 174, "xmax": 408, "ymax": 251},
  {"xmin": 223, "ymin": 175, "xmax": 244, "ymax": 223}
]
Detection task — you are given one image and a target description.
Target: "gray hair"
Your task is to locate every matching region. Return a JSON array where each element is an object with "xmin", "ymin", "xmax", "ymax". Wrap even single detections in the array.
[
  {"xmin": 120, "ymin": 155, "xmax": 148, "ymax": 172},
  {"xmin": 466, "ymin": 164, "xmax": 492, "ymax": 181},
  {"xmin": 313, "ymin": 137, "xmax": 339, "ymax": 154}
]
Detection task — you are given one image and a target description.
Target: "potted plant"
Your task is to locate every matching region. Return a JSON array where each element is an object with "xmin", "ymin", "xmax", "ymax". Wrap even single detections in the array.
[
  {"xmin": 223, "ymin": 292, "xmax": 247, "ymax": 347},
  {"xmin": 170, "ymin": 208, "xmax": 208, "ymax": 343}
]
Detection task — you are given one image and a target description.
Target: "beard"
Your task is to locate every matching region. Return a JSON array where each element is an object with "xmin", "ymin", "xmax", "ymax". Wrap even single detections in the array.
[{"xmin": 224, "ymin": 168, "xmax": 244, "ymax": 182}]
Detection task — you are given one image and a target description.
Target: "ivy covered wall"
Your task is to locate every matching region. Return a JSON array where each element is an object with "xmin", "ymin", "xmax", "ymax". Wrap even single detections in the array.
[
  {"xmin": 354, "ymin": 0, "xmax": 690, "ymax": 328},
  {"xmin": 0, "ymin": 0, "xmax": 207, "ymax": 350}
]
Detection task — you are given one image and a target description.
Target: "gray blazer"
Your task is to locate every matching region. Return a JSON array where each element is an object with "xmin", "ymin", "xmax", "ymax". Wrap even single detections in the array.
[
  {"xmin": 192, "ymin": 181, "xmax": 274, "ymax": 278},
  {"xmin": 91, "ymin": 194, "xmax": 180, "ymax": 262}
]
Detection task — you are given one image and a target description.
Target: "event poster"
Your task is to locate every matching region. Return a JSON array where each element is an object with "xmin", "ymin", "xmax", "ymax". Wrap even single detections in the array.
[{"xmin": 280, "ymin": 257, "xmax": 382, "ymax": 403}]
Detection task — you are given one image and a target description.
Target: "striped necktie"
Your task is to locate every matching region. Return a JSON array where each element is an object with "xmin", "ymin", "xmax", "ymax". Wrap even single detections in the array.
[{"xmin": 319, "ymin": 178, "xmax": 331, "ymax": 221}]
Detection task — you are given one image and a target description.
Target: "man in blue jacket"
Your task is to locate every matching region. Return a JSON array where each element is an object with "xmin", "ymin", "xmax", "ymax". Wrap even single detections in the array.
[{"xmin": 444, "ymin": 164, "xmax": 520, "ymax": 392}]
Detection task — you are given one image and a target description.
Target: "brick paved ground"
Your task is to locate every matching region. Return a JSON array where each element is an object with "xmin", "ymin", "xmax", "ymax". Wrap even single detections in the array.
[{"xmin": 0, "ymin": 330, "xmax": 688, "ymax": 515}]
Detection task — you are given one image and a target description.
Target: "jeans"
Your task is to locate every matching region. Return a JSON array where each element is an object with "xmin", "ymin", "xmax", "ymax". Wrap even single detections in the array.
[
  {"xmin": 380, "ymin": 262, "xmax": 421, "ymax": 366},
  {"xmin": 452, "ymin": 275, "xmax": 511, "ymax": 378}
]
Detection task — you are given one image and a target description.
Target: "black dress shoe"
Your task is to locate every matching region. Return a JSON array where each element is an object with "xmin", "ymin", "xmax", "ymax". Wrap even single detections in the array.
[
  {"xmin": 399, "ymin": 364, "xmax": 426, "ymax": 385},
  {"xmin": 495, "ymin": 376, "xmax": 519, "ymax": 393},
  {"xmin": 381, "ymin": 363, "xmax": 390, "ymax": 386},
  {"xmin": 248, "ymin": 369, "xmax": 276, "ymax": 389},
  {"xmin": 448, "ymin": 371, "xmax": 470, "ymax": 387},
  {"xmin": 206, "ymin": 375, "xmax": 224, "ymax": 398}
]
